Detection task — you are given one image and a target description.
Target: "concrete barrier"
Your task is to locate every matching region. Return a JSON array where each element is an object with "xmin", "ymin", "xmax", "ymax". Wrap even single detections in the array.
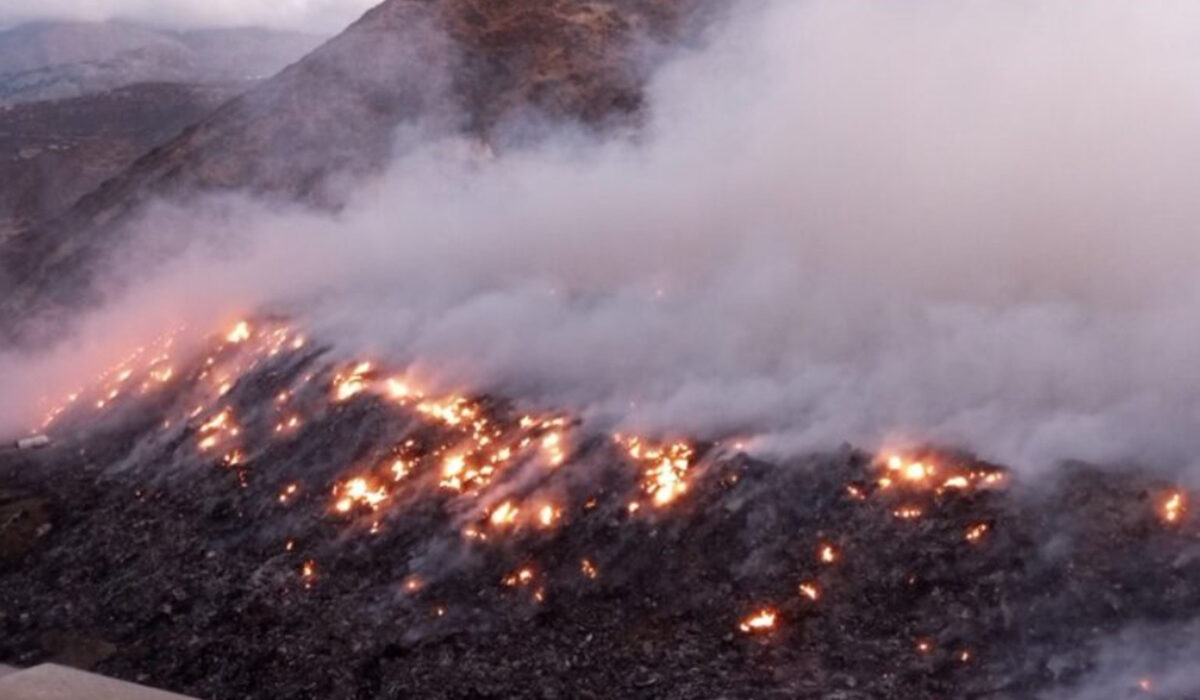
[{"xmin": 0, "ymin": 664, "xmax": 198, "ymax": 700}]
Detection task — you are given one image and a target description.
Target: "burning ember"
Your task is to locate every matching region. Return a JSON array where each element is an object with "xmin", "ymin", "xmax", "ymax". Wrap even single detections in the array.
[
  {"xmin": 738, "ymin": 609, "xmax": 777, "ymax": 634},
  {"xmin": 616, "ymin": 435, "xmax": 696, "ymax": 507},
  {"xmin": 965, "ymin": 523, "xmax": 989, "ymax": 543},
  {"xmin": 334, "ymin": 478, "xmax": 388, "ymax": 513},
  {"xmin": 1161, "ymin": 491, "xmax": 1186, "ymax": 523}
]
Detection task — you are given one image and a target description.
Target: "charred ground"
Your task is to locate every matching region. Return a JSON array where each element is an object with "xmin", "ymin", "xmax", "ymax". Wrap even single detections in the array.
[{"xmin": 1, "ymin": 323, "xmax": 1197, "ymax": 699}]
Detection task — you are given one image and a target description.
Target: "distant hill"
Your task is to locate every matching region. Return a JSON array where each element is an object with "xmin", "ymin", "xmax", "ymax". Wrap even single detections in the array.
[
  {"xmin": 0, "ymin": 81, "xmax": 243, "ymax": 244},
  {"xmin": 0, "ymin": 21, "xmax": 325, "ymax": 104}
]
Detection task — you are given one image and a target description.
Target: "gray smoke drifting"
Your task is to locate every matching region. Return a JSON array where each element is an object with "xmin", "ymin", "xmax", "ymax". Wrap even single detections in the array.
[
  {"xmin": 1041, "ymin": 621, "xmax": 1200, "ymax": 699},
  {"xmin": 5, "ymin": 0, "xmax": 1200, "ymax": 475}
]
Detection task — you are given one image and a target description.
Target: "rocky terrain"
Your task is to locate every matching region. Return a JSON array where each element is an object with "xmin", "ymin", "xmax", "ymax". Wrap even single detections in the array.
[{"xmin": 0, "ymin": 320, "xmax": 1196, "ymax": 699}]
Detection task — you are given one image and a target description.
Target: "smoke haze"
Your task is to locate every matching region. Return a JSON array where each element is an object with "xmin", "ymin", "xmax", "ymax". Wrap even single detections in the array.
[{"xmin": 5, "ymin": 0, "xmax": 1200, "ymax": 476}]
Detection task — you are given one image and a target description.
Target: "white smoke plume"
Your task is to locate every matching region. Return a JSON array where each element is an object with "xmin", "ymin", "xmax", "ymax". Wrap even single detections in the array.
[{"xmin": 5, "ymin": 0, "xmax": 1200, "ymax": 476}]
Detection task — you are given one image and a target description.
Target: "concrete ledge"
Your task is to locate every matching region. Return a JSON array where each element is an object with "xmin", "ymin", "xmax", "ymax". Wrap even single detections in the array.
[{"xmin": 0, "ymin": 664, "xmax": 197, "ymax": 700}]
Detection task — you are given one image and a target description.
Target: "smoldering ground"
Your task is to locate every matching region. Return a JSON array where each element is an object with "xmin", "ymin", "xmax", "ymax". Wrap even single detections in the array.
[{"xmin": 4, "ymin": 0, "xmax": 1200, "ymax": 478}]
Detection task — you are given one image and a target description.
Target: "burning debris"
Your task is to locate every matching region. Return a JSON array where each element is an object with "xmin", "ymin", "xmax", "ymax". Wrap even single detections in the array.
[
  {"xmin": 3, "ymin": 318, "xmax": 1200, "ymax": 699},
  {"xmin": 738, "ymin": 609, "xmax": 777, "ymax": 634}
]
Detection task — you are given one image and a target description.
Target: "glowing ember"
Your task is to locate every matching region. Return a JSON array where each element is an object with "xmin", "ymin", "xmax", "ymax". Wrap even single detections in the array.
[
  {"xmin": 739, "ymin": 609, "xmax": 777, "ymax": 634},
  {"xmin": 798, "ymin": 582, "xmax": 821, "ymax": 601},
  {"xmin": 904, "ymin": 461, "xmax": 931, "ymax": 481},
  {"xmin": 537, "ymin": 504, "xmax": 560, "ymax": 528},
  {"xmin": 942, "ymin": 476, "xmax": 970, "ymax": 489},
  {"xmin": 334, "ymin": 477, "xmax": 388, "ymax": 513},
  {"xmin": 916, "ymin": 639, "xmax": 933, "ymax": 654},
  {"xmin": 542, "ymin": 432, "xmax": 566, "ymax": 466},
  {"xmin": 819, "ymin": 543, "xmax": 838, "ymax": 564},
  {"xmin": 581, "ymin": 559, "xmax": 598, "ymax": 579},
  {"xmin": 1162, "ymin": 491, "xmax": 1186, "ymax": 523},
  {"xmin": 502, "ymin": 567, "xmax": 536, "ymax": 587},
  {"xmin": 490, "ymin": 501, "xmax": 519, "ymax": 527},
  {"xmin": 617, "ymin": 435, "xmax": 696, "ymax": 507},
  {"xmin": 965, "ymin": 523, "xmax": 989, "ymax": 542},
  {"xmin": 893, "ymin": 506, "xmax": 923, "ymax": 520},
  {"xmin": 333, "ymin": 362, "xmax": 372, "ymax": 401},
  {"xmin": 878, "ymin": 453, "xmax": 1007, "ymax": 495},
  {"xmin": 226, "ymin": 321, "xmax": 252, "ymax": 343}
]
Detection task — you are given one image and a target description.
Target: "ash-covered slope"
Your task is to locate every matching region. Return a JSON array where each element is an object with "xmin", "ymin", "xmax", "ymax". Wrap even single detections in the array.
[
  {"xmin": 0, "ymin": 0, "xmax": 702, "ymax": 345},
  {"xmin": 1, "ymin": 320, "xmax": 1197, "ymax": 699}
]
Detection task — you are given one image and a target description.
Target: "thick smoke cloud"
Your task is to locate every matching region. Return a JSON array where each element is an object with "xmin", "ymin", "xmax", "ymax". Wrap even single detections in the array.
[
  {"xmin": 5, "ymin": 0, "xmax": 1200, "ymax": 476},
  {"xmin": 0, "ymin": 0, "xmax": 374, "ymax": 32}
]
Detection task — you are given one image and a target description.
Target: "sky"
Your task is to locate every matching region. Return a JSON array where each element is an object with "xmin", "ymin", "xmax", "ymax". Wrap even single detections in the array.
[{"xmin": 0, "ymin": 0, "xmax": 378, "ymax": 33}]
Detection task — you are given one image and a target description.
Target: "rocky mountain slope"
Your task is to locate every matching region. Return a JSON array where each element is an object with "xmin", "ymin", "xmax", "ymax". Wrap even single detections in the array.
[
  {"xmin": 0, "ymin": 0, "xmax": 706, "ymax": 346},
  {"xmin": 0, "ymin": 82, "xmax": 241, "ymax": 244}
]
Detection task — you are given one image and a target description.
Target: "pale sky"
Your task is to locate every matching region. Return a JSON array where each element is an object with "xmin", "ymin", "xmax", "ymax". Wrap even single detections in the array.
[{"xmin": 0, "ymin": 0, "xmax": 379, "ymax": 33}]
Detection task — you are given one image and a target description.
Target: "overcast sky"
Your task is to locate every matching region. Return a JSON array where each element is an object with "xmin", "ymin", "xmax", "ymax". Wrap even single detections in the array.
[{"xmin": 0, "ymin": 0, "xmax": 379, "ymax": 33}]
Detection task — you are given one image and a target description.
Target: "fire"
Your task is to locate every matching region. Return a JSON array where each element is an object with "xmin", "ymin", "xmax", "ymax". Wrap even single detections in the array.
[
  {"xmin": 334, "ymin": 477, "xmax": 388, "ymax": 513},
  {"xmin": 965, "ymin": 523, "xmax": 989, "ymax": 542},
  {"xmin": 739, "ymin": 609, "xmax": 777, "ymax": 634},
  {"xmin": 617, "ymin": 436, "xmax": 696, "ymax": 507},
  {"xmin": 386, "ymin": 378, "xmax": 414, "ymax": 400},
  {"xmin": 502, "ymin": 567, "xmax": 536, "ymax": 587},
  {"xmin": 390, "ymin": 459, "xmax": 412, "ymax": 481},
  {"xmin": 490, "ymin": 501, "xmax": 519, "ymax": 527},
  {"xmin": 226, "ymin": 321, "xmax": 252, "ymax": 343},
  {"xmin": 332, "ymin": 361, "xmax": 373, "ymax": 402},
  {"xmin": 819, "ymin": 543, "xmax": 838, "ymax": 564},
  {"xmin": 537, "ymin": 504, "xmax": 560, "ymax": 528},
  {"xmin": 798, "ymin": 582, "xmax": 820, "ymax": 601},
  {"xmin": 1162, "ymin": 491, "xmax": 1186, "ymax": 523},
  {"xmin": 878, "ymin": 453, "xmax": 1007, "ymax": 495},
  {"xmin": 904, "ymin": 461, "xmax": 931, "ymax": 482},
  {"xmin": 541, "ymin": 432, "xmax": 565, "ymax": 466}
]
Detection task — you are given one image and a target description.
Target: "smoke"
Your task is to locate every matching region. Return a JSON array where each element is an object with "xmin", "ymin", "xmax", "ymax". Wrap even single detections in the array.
[
  {"xmin": 1042, "ymin": 621, "xmax": 1200, "ymax": 699},
  {"xmin": 5, "ymin": 0, "xmax": 1200, "ymax": 475},
  {"xmin": 0, "ymin": 0, "xmax": 374, "ymax": 32}
]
